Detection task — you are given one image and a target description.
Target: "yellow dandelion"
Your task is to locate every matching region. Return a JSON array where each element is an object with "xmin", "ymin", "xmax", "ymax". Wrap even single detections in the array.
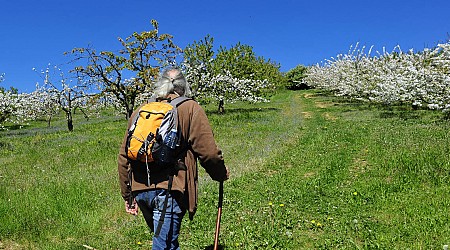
[
  {"xmin": 279, "ymin": 203, "xmax": 285, "ymax": 207},
  {"xmin": 353, "ymin": 191, "xmax": 358, "ymax": 196},
  {"xmin": 137, "ymin": 241, "xmax": 142, "ymax": 245},
  {"xmin": 268, "ymin": 202, "xmax": 273, "ymax": 206},
  {"xmin": 317, "ymin": 222, "xmax": 322, "ymax": 227},
  {"xmin": 311, "ymin": 220, "xmax": 316, "ymax": 224}
]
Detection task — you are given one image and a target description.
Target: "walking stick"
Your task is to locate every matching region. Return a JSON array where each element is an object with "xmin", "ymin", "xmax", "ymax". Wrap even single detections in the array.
[{"xmin": 213, "ymin": 181, "xmax": 224, "ymax": 250}]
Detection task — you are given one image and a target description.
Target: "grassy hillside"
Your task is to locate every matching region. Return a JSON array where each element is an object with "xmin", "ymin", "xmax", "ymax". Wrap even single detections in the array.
[{"xmin": 0, "ymin": 90, "xmax": 449, "ymax": 249}]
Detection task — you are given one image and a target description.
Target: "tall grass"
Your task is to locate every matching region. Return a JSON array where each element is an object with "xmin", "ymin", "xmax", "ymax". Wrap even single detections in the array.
[{"xmin": 0, "ymin": 90, "xmax": 449, "ymax": 249}]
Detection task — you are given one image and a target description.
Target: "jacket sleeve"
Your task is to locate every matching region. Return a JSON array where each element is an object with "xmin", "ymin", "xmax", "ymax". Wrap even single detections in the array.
[
  {"xmin": 189, "ymin": 105, "xmax": 227, "ymax": 181},
  {"xmin": 118, "ymin": 109, "xmax": 139, "ymax": 201},
  {"xmin": 118, "ymin": 129, "xmax": 132, "ymax": 201}
]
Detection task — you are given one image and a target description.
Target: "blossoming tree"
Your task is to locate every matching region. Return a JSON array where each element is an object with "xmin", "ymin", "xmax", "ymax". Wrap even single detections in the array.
[
  {"xmin": 183, "ymin": 35, "xmax": 281, "ymax": 112},
  {"xmin": 303, "ymin": 41, "xmax": 450, "ymax": 114},
  {"xmin": 69, "ymin": 20, "xmax": 181, "ymax": 119},
  {"xmin": 34, "ymin": 65, "xmax": 95, "ymax": 131}
]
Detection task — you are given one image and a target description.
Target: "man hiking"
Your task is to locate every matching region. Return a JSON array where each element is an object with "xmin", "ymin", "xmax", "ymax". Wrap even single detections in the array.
[{"xmin": 118, "ymin": 67, "xmax": 229, "ymax": 249}]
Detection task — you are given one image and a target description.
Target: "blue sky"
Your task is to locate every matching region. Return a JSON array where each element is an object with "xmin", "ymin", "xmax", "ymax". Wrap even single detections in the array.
[{"xmin": 1, "ymin": 0, "xmax": 449, "ymax": 93}]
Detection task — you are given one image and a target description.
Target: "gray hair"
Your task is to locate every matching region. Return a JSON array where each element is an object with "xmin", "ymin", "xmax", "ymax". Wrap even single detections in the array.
[{"xmin": 153, "ymin": 68, "xmax": 192, "ymax": 98}]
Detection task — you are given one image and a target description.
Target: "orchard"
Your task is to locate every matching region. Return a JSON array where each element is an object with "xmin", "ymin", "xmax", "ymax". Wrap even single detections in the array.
[
  {"xmin": 302, "ymin": 42, "xmax": 450, "ymax": 114},
  {"xmin": 1, "ymin": 20, "xmax": 450, "ymax": 130},
  {"xmin": 0, "ymin": 21, "xmax": 283, "ymax": 130}
]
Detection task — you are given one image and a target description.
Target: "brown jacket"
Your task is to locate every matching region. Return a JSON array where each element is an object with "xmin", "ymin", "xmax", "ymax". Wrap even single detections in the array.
[{"xmin": 118, "ymin": 94, "xmax": 227, "ymax": 218}]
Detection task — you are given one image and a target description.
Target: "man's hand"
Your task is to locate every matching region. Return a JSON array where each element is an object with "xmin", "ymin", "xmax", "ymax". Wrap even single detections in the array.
[{"xmin": 125, "ymin": 199, "xmax": 139, "ymax": 215}]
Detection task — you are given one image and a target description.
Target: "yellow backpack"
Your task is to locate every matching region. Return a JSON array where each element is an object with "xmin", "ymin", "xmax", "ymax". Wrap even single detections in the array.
[{"xmin": 126, "ymin": 97, "xmax": 190, "ymax": 166}]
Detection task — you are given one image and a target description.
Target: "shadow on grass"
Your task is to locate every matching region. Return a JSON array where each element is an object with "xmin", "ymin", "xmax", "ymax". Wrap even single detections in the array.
[
  {"xmin": 0, "ymin": 116, "xmax": 124, "ymax": 138},
  {"xmin": 0, "ymin": 141, "xmax": 13, "ymax": 151},
  {"xmin": 2, "ymin": 124, "xmax": 30, "ymax": 130},
  {"xmin": 206, "ymin": 107, "xmax": 280, "ymax": 116},
  {"xmin": 343, "ymin": 102, "xmax": 431, "ymax": 120},
  {"xmin": 309, "ymin": 92, "xmax": 449, "ymax": 121},
  {"xmin": 379, "ymin": 110, "xmax": 422, "ymax": 120},
  {"xmin": 0, "ymin": 126, "xmax": 65, "ymax": 138}
]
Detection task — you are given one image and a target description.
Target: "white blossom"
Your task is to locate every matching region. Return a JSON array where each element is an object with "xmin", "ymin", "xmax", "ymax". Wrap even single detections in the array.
[{"xmin": 303, "ymin": 41, "xmax": 450, "ymax": 113}]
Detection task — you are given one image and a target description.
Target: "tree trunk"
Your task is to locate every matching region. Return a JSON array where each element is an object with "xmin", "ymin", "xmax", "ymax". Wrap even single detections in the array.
[
  {"xmin": 126, "ymin": 106, "xmax": 134, "ymax": 120},
  {"xmin": 66, "ymin": 111, "xmax": 74, "ymax": 132},
  {"xmin": 47, "ymin": 116, "xmax": 52, "ymax": 127},
  {"xmin": 218, "ymin": 99, "xmax": 225, "ymax": 114}
]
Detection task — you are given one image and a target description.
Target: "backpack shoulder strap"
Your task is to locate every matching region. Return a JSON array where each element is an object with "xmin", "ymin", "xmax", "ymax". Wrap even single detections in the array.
[{"xmin": 169, "ymin": 96, "xmax": 191, "ymax": 108}]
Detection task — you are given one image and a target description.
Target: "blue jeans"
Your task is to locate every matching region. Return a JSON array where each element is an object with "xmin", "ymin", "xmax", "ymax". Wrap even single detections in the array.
[{"xmin": 135, "ymin": 189, "xmax": 186, "ymax": 250}]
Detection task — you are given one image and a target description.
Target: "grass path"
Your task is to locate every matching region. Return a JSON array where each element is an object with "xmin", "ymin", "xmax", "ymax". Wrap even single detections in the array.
[{"xmin": 184, "ymin": 90, "xmax": 450, "ymax": 249}]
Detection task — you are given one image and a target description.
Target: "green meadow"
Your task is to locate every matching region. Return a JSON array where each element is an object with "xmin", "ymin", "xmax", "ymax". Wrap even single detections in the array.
[{"xmin": 0, "ymin": 90, "xmax": 449, "ymax": 249}]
